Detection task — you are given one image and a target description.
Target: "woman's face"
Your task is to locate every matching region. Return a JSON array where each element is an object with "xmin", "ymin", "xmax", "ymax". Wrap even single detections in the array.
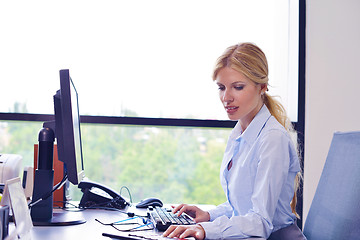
[{"xmin": 215, "ymin": 67, "xmax": 265, "ymax": 130}]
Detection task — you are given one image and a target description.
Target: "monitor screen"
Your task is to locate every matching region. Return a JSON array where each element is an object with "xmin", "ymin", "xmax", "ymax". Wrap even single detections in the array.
[{"xmin": 54, "ymin": 69, "xmax": 85, "ymax": 185}]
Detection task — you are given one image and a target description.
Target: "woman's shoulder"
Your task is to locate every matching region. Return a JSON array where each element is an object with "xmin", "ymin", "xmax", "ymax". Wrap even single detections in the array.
[
  {"xmin": 264, "ymin": 115, "xmax": 288, "ymax": 132},
  {"xmin": 260, "ymin": 116, "xmax": 292, "ymax": 142}
]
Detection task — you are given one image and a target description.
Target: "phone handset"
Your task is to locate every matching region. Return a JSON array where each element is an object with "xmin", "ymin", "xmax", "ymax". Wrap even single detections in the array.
[{"xmin": 78, "ymin": 179, "xmax": 129, "ymax": 209}]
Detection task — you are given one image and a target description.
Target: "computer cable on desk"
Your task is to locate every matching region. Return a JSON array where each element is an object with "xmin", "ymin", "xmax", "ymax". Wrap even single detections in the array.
[
  {"xmin": 79, "ymin": 205, "xmax": 140, "ymax": 218},
  {"xmin": 120, "ymin": 186, "xmax": 133, "ymax": 204},
  {"xmin": 49, "ymin": 199, "xmax": 138, "ymax": 218}
]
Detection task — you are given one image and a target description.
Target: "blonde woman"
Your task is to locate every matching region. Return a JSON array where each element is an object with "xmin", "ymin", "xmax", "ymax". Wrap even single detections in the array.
[{"xmin": 163, "ymin": 43, "xmax": 305, "ymax": 239}]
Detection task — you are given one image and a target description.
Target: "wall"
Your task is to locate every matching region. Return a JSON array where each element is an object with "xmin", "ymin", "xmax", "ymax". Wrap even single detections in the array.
[{"xmin": 304, "ymin": 0, "xmax": 360, "ymax": 221}]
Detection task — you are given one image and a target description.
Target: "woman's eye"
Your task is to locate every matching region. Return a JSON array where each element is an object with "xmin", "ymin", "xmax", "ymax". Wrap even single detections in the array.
[
  {"xmin": 218, "ymin": 86, "xmax": 225, "ymax": 91},
  {"xmin": 234, "ymin": 86, "xmax": 244, "ymax": 90}
]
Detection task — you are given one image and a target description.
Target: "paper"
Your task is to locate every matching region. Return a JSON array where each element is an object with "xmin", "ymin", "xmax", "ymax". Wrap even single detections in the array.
[{"xmin": 6, "ymin": 177, "xmax": 32, "ymax": 240}]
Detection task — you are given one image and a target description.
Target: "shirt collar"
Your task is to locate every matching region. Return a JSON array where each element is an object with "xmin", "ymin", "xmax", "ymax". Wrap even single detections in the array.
[{"xmin": 230, "ymin": 104, "xmax": 272, "ymax": 145}]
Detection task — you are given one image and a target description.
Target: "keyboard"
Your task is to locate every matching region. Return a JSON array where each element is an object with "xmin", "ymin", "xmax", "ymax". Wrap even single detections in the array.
[{"xmin": 148, "ymin": 206, "xmax": 195, "ymax": 231}]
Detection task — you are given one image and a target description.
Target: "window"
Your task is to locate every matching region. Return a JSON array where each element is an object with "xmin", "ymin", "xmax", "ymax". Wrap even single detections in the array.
[
  {"xmin": 0, "ymin": 0, "xmax": 301, "ymax": 206},
  {"xmin": 0, "ymin": 0, "xmax": 299, "ymax": 120}
]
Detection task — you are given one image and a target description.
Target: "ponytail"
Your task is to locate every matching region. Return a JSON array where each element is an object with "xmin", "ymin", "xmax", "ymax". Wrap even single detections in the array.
[{"xmin": 263, "ymin": 93, "xmax": 293, "ymax": 132}]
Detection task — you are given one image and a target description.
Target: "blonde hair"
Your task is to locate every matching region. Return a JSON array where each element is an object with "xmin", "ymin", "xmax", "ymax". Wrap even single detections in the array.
[{"xmin": 213, "ymin": 42, "xmax": 300, "ymax": 218}]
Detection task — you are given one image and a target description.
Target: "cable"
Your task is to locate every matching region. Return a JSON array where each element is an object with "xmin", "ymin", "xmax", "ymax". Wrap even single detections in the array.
[
  {"xmin": 33, "ymin": 181, "xmax": 137, "ymax": 217},
  {"xmin": 28, "ymin": 174, "xmax": 68, "ymax": 208},
  {"xmin": 81, "ymin": 204, "xmax": 140, "ymax": 218},
  {"xmin": 120, "ymin": 186, "xmax": 132, "ymax": 204}
]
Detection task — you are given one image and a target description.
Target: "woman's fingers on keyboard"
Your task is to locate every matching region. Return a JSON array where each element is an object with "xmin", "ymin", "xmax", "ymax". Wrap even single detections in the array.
[
  {"xmin": 172, "ymin": 204, "xmax": 185, "ymax": 215},
  {"xmin": 163, "ymin": 225, "xmax": 188, "ymax": 239},
  {"xmin": 162, "ymin": 225, "xmax": 178, "ymax": 238},
  {"xmin": 163, "ymin": 225, "xmax": 205, "ymax": 240},
  {"xmin": 177, "ymin": 204, "xmax": 190, "ymax": 216}
]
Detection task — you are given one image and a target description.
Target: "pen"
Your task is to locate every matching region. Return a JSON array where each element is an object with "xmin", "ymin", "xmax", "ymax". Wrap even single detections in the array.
[{"xmin": 102, "ymin": 232, "xmax": 141, "ymax": 240}]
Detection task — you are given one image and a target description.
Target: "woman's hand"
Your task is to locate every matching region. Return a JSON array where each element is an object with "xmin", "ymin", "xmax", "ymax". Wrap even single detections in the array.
[
  {"xmin": 172, "ymin": 204, "xmax": 210, "ymax": 223},
  {"xmin": 162, "ymin": 224, "xmax": 206, "ymax": 240}
]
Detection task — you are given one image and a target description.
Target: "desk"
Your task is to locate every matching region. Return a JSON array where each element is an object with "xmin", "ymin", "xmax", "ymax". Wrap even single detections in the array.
[
  {"xmin": 10, "ymin": 207, "xmax": 265, "ymax": 240},
  {"xmin": 30, "ymin": 208, "xmax": 134, "ymax": 239}
]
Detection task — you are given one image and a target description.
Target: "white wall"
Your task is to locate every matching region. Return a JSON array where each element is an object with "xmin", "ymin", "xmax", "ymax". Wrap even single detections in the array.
[{"xmin": 304, "ymin": 0, "xmax": 360, "ymax": 221}]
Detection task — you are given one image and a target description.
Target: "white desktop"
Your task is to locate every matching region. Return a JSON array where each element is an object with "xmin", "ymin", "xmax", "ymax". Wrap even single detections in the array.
[{"xmin": 9, "ymin": 204, "xmax": 265, "ymax": 240}]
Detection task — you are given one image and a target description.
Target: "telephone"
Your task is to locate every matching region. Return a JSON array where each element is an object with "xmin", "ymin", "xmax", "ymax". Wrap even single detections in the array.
[{"xmin": 78, "ymin": 179, "xmax": 129, "ymax": 210}]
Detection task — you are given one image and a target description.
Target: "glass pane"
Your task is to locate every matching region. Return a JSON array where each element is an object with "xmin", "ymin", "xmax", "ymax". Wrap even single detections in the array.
[
  {"xmin": 0, "ymin": 121, "xmax": 229, "ymax": 205},
  {"xmin": 0, "ymin": 121, "xmax": 40, "ymax": 168},
  {"xmin": 77, "ymin": 124, "xmax": 229, "ymax": 205},
  {"xmin": 0, "ymin": 0, "xmax": 299, "ymax": 121}
]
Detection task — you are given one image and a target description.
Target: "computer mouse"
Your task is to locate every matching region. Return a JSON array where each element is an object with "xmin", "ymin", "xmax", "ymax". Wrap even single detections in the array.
[{"xmin": 135, "ymin": 197, "xmax": 163, "ymax": 208}]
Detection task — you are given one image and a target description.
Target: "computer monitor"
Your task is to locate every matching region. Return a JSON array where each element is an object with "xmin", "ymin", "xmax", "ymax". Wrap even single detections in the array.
[
  {"xmin": 54, "ymin": 69, "xmax": 85, "ymax": 185},
  {"xmin": 30, "ymin": 69, "xmax": 85, "ymax": 226}
]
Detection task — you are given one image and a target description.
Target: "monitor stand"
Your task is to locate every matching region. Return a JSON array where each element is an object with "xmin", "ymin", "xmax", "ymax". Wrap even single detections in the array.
[
  {"xmin": 30, "ymin": 127, "xmax": 86, "ymax": 226},
  {"xmin": 32, "ymin": 210, "xmax": 86, "ymax": 226}
]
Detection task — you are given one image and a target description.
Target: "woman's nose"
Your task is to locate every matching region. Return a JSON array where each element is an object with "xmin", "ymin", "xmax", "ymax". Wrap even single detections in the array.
[{"xmin": 222, "ymin": 89, "xmax": 234, "ymax": 103}]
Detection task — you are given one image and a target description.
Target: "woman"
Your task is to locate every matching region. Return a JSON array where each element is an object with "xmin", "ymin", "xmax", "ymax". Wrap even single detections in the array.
[{"xmin": 163, "ymin": 43, "xmax": 305, "ymax": 239}]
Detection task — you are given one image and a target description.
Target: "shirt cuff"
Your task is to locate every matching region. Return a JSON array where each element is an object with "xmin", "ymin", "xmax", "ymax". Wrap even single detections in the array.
[
  {"xmin": 199, "ymin": 221, "xmax": 222, "ymax": 240},
  {"xmin": 207, "ymin": 208, "xmax": 220, "ymax": 221},
  {"xmin": 207, "ymin": 203, "xmax": 232, "ymax": 221}
]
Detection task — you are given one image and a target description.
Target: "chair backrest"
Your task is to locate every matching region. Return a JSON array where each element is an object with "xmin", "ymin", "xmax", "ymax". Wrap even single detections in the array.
[{"xmin": 303, "ymin": 131, "xmax": 360, "ymax": 240}]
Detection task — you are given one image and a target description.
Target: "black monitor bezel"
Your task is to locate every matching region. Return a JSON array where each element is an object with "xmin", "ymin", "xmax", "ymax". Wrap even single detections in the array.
[{"xmin": 54, "ymin": 69, "xmax": 84, "ymax": 185}]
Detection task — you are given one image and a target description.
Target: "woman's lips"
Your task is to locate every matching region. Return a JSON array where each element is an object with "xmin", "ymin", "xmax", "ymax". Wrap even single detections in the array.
[{"xmin": 225, "ymin": 106, "xmax": 238, "ymax": 114}]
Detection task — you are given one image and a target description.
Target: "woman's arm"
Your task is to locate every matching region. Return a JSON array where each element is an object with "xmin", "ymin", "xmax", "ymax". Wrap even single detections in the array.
[{"xmin": 200, "ymin": 130, "xmax": 294, "ymax": 239}]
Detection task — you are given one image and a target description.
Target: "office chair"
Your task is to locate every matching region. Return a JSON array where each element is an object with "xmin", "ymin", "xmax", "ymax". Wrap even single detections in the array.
[{"xmin": 303, "ymin": 131, "xmax": 360, "ymax": 240}]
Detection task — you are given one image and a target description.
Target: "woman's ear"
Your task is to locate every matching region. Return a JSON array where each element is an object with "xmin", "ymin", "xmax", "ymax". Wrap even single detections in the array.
[{"xmin": 260, "ymin": 83, "xmax": 267, "ymax": 95}]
